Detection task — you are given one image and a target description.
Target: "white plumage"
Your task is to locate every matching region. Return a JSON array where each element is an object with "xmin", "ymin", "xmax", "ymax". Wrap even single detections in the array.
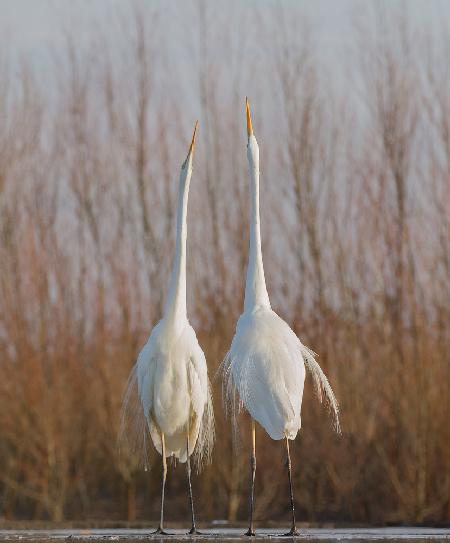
[
  {"xmin": 134, "ymin": 318, "xmax": 213, "ymax": 463},
  {"xmin": 120, "ymin": 122, "xmax": 214, "ymax": 534},
  {"xmin": 220, "ymin": 99, "xmax": 339, "ymax": 536},
  {"xmin": 223, "ymin": 308, "xmax": 306, "ymax": 441},
  {"xmin": 222, "ymin": 306, "xmax": 340, "ymax": 440}
]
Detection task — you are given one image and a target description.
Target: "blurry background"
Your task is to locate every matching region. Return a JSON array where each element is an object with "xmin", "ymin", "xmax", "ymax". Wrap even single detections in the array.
[{"xmin": 0, "ymin": 0, "xmax": 449, "ymax": 525}]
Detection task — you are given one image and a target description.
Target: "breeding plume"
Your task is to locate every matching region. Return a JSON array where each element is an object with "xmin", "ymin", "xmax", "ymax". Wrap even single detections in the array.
[
  {"xmin": 221, "ymin": 99, "xmax": 340, "ymax": 536},
  {"xmin": 121, "ymin": 123, "xmax": 214, "ymax": 535}
]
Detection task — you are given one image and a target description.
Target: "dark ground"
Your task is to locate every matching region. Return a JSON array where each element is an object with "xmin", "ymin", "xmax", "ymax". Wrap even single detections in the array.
[{"xmin": 0, "ymin": 527, "xmax": 449, "ymax": 542}]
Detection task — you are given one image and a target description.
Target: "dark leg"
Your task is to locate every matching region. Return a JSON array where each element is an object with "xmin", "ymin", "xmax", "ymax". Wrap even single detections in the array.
[
  {"xmin": 245, "ymin": 420, "xmax": 256, "ymax": 536},
  {"xmin": 186, "ymin": 434, "xmax": 201, "ymax": 535},
  {"xmin": 282, "ymin": 437, "xmax": 299, "ymax": 536},
  {"xmin": 152, "ymin": 433, "xmax": 169, "ymax": 535}
]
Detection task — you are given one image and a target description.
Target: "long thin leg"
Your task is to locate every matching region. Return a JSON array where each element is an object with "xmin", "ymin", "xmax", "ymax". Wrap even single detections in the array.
[
  {"xmin": 153, "ymin": 433, "xmax": 169, "ymax": 535},
  {"xmin": 186, "ymin": 433, "xmax": 201, "ymax": 535},
  {"xmin": 245, "ymin": 420, "xmax": 256, "ymax": 536},
  {"xmin": 283, "ymin": 437, "xmax": 299, "ymax": 536}
]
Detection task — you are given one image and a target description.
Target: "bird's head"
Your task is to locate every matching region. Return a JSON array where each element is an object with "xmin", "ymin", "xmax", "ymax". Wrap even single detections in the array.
[
  {"xmin": 182, "ymin": 120, "xmax": 198, "ymax": 173},
  {"xmin": 246, "ymin": 97, "xmax": 259, "ymax": 168}
]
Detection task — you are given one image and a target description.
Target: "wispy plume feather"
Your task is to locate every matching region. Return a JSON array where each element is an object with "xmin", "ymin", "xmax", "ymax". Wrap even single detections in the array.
[{"xmin": 300, "ymin": 345, "xmax": 341, "ymax": 433}]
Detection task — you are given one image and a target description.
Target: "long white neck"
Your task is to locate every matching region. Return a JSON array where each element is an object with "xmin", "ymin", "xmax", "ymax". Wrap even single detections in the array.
[
  {"xmin": 244, "ymin": 136, "xmax": 271, "ymax": 312},
  {"xmin": 163, "ymin": 158, "xmax": 192, "ymax": 327}
]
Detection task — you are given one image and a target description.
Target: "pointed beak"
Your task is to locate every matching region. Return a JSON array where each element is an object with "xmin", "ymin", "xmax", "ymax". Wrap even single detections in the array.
[
  {"xmin": 188, "ymin": 120, "xmax": 198, "ymax": 157},
  {"xmin": 183, "ymin": 121, "xmax": 198, "ymax": 169},
  {"xmin": 246, "ymin": 97, "xmax": 253, "ymax": 139}
]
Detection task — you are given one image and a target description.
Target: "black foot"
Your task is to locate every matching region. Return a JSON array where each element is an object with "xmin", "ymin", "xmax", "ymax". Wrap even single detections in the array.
[
  {"xmin": 245, "ymin": 528, "xmax": 256, "ymax": 536},
  {"xmin": 187, "ymin": 527, "xmax": 202, "ymax": 535},
  {"xmin": 152, "ymin": 527, "xmax": 171, "ymax": 535},
  {"xmin": 281, "ymin": 528, "xmax": 300, "ymax": 537}
]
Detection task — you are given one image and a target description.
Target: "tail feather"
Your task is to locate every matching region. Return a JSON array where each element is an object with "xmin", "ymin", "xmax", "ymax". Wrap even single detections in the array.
[{"xmin": 301, "ymin": 345, "xmax": 341, "ymax": 433}]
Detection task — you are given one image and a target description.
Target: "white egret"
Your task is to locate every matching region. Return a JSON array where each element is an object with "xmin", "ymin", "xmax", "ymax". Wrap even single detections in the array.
[
  {"xmin": 121, "ymin": 122, "xmax": 214, "ymax": 535},
  {"xmin": 221, "ymin": 99, "xmax": 340, "ymax": 536}
]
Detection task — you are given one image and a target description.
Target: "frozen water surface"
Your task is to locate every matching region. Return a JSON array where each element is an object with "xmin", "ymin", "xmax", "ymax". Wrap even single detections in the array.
[{"xmin": 0, "ymin": 528, "xmax": 448, "ymax": 542}]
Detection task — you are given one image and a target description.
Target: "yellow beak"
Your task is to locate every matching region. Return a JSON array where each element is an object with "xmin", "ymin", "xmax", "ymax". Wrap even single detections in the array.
[
  {"xmin": 246, "ymin": 97, "xmax": 253, "ymax": 138},
  {"xmin": 183, "ymin": 121, "xmax": 198, "ymax": 169},
  {"xmin": 188, "ymin": 120, "xmax": 198, "ymax": 157}
]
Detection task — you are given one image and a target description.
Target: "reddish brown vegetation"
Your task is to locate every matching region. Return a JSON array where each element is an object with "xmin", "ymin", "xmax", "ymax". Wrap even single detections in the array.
[{"xmin": 0, "ymin": 4, "xmax": 448, "ymax": 525}]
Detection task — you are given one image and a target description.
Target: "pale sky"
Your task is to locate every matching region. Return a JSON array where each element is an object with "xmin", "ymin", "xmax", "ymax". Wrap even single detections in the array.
[
  {"xmin": 1, "ymin": 0, "xmax": 449, "ymax": 132},
  {"xmin": 2, "ymin": 0, "xmax": 449, "ymax": 62}
]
